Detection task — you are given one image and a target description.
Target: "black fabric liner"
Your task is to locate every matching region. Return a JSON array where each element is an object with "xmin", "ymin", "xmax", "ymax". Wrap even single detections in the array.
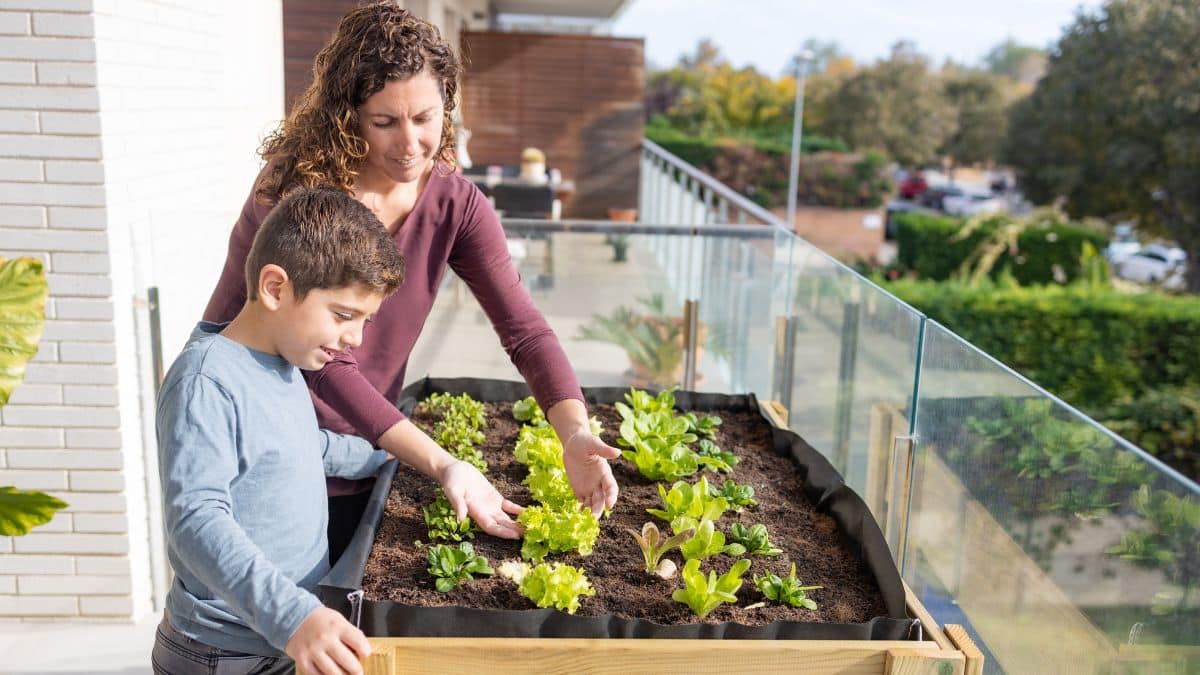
[{"xmin": 319, "ymin": 377, "xmax": 920, "ymax": 641}]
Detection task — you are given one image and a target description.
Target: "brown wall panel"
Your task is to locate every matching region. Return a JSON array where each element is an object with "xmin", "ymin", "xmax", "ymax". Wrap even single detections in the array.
[{"xmin": 461, "ymin": 31, "xmax": 644, "ymax": 218}]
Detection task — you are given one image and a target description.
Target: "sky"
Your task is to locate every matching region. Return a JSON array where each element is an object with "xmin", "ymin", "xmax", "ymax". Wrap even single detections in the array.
[{"xmin": 610, "ymin": 0, "xmax": 1104, "ymax": 74}]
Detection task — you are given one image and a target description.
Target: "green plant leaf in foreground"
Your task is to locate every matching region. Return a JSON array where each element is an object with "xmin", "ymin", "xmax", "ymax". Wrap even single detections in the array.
[
  {"xmin": 0, "ymin": 486, "xmax": 67, "ymax": 536},
  {"xmin": 0, "ymin": 257, "xmax": 48, "ymax": 406}
]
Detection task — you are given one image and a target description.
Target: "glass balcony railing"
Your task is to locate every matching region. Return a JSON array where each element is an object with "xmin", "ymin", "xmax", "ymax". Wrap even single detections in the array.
[{"xmin": 401, "ymin": 138, "xmax": 1198, "ymax": 673}]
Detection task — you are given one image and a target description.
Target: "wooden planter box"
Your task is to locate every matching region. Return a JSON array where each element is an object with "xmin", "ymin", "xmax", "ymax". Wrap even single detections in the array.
[
  {"xmin": 348, "ymin": 595, "xmax": 981, "ymax": 675},
  {"xmin": 314, "ymin": 380, "xmax": 984, "ymax": 674}
]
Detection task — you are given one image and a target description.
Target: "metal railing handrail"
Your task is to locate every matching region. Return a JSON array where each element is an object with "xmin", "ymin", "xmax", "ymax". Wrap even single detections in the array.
[{"xmin": 642, "ymin": 138, "xmax": 789, "ymax": 230}]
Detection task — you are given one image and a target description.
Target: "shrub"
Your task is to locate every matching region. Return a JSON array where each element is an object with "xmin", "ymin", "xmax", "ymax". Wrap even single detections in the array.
[
  {"xmin": 887, "ymin": 280, "xmax": 1200, "ymax": 416},
  {"xmin": 644, "ymin": 123, "xmax": 886, "ymax": 209},
  {"xmin": 1099, "ymin": 386, "xmax": 1200, "ymax": 481},
  {"xmin": 894, "ymin": 211, "xmax": 1108, "ymax": 285}
]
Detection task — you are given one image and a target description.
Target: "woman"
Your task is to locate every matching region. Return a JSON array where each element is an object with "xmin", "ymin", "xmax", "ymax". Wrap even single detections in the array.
[{"xmin": 203, "ymin": 1, "xmax": 618, "ymax": 540}]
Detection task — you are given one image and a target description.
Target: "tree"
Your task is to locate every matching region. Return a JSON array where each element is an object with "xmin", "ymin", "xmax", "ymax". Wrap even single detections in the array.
[
  {"xmin": 984, "ymin": 38, "xmax": 1047, "ymax": 86},
  {"xmin": 1003, "ymin": 0, "xmax": 1200, "ymax": 291},
  {"xmin": 940, "ymin": 69, "xmax": 1010, "ymax": 168},
  {"xmin": 823, "ymin": 42, "xmax": 956, "ymax": 167}
]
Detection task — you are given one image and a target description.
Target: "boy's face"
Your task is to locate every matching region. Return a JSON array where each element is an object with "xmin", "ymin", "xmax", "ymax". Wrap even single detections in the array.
[{"xmin": 274, "ymin": 282, "xmax": 385, "ymax": 371}]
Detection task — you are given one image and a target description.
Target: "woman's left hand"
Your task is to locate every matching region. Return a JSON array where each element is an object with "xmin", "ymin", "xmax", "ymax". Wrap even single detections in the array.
[{"xmin": 562, "ymin": 430, "xmax": 620, "ymax": 518}]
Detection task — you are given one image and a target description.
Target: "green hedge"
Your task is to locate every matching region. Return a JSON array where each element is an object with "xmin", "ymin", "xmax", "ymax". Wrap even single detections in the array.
[
  {"xmin": 894, "ymin": 212, "xmax": 1109, "ymax": 285},
  {"xmin": 887, "ymin": 280, "xmax": 1200, "ymax": 412},
  {"xmin": 1099, "ymin": 386, "xmax": 1200, "ymax": 480}
]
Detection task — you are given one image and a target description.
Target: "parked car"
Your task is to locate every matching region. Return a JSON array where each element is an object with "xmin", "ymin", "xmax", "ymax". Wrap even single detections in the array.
[
  {"xmin": 919, "ymin": 184, "xmax": 964, "ymax": 210},
  {"xmin": 1117, "ymin": 243, "xmax": 1187, "ymax": 289},
  {"xmin": 898, "ymin": 172, "xmax": 928, "ymax": 200},
  {"xmin": 1104, "ymin": 223, "xmax": 1141, "ymax": 265},
  {"xmin": 943, "ymin": 190, "xmax": 1005, "ymax": 217}
]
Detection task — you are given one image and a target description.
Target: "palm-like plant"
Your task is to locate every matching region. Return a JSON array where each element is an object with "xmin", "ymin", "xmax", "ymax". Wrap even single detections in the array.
[
  {"xmin": 0, "ymin": 258, "xmax": 68, "ymax": 536},
  {"xmin": 577, "ymin": 293, "xmax": 703, "ymax": 386}
]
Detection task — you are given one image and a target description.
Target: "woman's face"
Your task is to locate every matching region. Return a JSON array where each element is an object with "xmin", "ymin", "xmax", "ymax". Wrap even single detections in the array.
[{"xmin": 357, "ymin": 71, "xmax": 445, "ymax": 186}]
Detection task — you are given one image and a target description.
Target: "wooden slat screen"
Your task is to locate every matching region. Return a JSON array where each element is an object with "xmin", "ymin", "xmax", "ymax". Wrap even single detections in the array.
[{"xmin": 461, "ymin": 31, "xmax": 644, "ymax": 218}]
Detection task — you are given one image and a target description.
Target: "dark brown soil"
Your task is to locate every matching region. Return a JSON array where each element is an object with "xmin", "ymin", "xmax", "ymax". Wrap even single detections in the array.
[{"xmin": 361, "ymin": 401, "xmax": 888, "ymax": 626}]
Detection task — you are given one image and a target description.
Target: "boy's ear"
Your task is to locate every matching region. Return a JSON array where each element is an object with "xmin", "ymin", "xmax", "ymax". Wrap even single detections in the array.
[{"xmin": 257, "ymin": 264, "xmax": 290, "ymax": 311}]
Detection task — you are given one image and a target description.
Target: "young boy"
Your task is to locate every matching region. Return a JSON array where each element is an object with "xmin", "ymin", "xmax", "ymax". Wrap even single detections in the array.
[{"xmin": 152, "ymin": 188, "xmax": 406, "ymax": 675}]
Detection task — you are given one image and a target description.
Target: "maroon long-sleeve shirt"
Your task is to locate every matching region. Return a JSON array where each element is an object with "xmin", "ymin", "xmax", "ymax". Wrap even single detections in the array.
[{"xmin": 203, "ymin": 164, "xmax": 583, "ymax": 444}]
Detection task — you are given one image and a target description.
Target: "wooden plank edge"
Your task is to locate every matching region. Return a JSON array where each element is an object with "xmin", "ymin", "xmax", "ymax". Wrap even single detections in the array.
[
  {"xmin": 885, "ymin": 648, "xmax": 966, "ymax": 675},
  {"xmin": 943, "ymin": 624, "xmax": 984, "ymax": 675},
  {"xmin": 904, "ymin": 580, "xmax": 954, "ymax": 651},
  {"xmin": 759, "ymin": 399, "xmax": 789, "ymax": 428}
]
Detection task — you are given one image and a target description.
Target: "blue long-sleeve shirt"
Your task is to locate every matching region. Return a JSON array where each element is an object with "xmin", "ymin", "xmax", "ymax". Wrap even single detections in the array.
[{"xmin": 157, "ymin": 322, "xmax": 391, "ymax": 656}]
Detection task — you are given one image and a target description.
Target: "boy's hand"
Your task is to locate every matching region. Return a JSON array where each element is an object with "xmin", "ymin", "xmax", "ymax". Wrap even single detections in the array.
[
  {"xmin": 286, "ymin": 607, "xmax": 371, "ymax": 675},
  {"xmin": 439, "ymin": 460, "xmax": 524, "ymax": 539},
  {"xmin": 562, "ymin": 429, "xmax": 620, "ymax": 518}
]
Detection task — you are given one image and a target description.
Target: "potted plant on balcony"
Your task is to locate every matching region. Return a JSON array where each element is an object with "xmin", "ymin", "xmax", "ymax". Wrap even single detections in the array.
[
  {"xmin": 575, "ymin": 293, "xmax": 705, "ymax": 387},
  {"xmin": 0, "ymin": 258, "xmax": 68, "ymax": 536}
]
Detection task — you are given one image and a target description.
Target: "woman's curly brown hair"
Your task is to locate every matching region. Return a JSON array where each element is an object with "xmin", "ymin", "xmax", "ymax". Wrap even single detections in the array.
[{"xmin": 255, "ymin": 1, "xmax": 461, "ymax": 202}]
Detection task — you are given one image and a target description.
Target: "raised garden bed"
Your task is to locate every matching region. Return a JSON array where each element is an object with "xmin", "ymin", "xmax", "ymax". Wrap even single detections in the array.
[{"xmin": 318, "ymin": 378, "xmax": 981, "ymax": 674}]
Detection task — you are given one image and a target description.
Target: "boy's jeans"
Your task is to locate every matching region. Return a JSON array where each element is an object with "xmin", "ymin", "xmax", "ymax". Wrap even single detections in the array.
[{"xmin": 151, "ymin": 613, "xmax": 295, "ymax": 675}]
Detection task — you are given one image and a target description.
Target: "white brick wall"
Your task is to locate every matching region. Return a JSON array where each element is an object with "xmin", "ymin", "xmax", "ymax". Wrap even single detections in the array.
[{"xmin": 0, "ymin": 0, "xmax": 283, "ymax": 621}]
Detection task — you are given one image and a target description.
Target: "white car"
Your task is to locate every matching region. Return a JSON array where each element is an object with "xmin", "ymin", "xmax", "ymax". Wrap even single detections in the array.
[
  {"xmin": 942, "ymin": 190, "xmax": 1004, "ymax": 217},
  {"xmin": 1117, "ymin": 244, "xmax": 1187, "ymax": 289},
  {"xmin": 1104, "ymin": 223, "xmax": 1141, "ymax": 265}
]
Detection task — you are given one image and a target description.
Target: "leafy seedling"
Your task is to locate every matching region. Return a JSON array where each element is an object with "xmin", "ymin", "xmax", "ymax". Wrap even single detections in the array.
[
  {"xmin": 678, "ymin": 518, "xmax": 746, "ymax": 560},
  {"xmin": 647, "ymin": 475, "xmax": 729, "ymax": 532},
  {"xmin": 426, "ymin": 542, "xmax": 493, "ymax": 593},
  {"xmin": 512, "ymin": 561, "xmax": 595, "ymax": 614},
  {"xmin": 423, "ymin": 491, "xmax": 477, "ymax": 542},
  {"xmin": 728, "ymin": 523, "xmax": 782, "ymax": 556},
  {"xmin": 517, "ymin": 502, "xmax": 600, "ymax": 562},
  {"xmin": 754, "ymin": 563, "xmax": 821, "ymax": 609},
  {"xmin": 672, "ymin": 558, "xmax": 752, "ymax": 618},
  {"xmin": 707, "ymin": 479, "xmax": 757, "ymax": 511},
  {"xmin": 625, "ymin": 521, "xmax": 695, "ymax": 577}
]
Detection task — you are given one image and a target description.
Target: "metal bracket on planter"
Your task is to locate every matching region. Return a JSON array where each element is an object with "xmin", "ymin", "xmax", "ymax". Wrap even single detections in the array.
[{"xmin": 347, "ymin": 589, "xmax": 364, "ymax": 629}]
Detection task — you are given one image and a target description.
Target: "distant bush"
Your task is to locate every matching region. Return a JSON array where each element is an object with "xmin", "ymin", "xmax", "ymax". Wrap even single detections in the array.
[
  {"xmin": 887, "ymin": 280, "xmax": 1200, "ymax": 414},
  {"xmin": 894, "ymin": 211, "xmax": 1109, "ymax": 285},
  {"xmin": 645, "ymin": 121, "xmax": 889, "ymax": 209},
  {"xmin": 1099, "ymin": 386, "xmax": 1200, "ymax": 481}
]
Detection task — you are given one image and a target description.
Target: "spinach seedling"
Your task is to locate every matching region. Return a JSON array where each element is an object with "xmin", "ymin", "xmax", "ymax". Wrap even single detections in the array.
[
  {"xmin": 672, "ymin": 558, "xmax": 752, "ymax": 618},
  {"xmin": 728, "ymin": 523, "xmax": 782, "ymax": 556},
  {"xmin": 707, "ymin": 479, "xmax": 757, "ymax": 511},
  {"xmin": 426, "ymin": 542, "xmax": 493, "ymax": 593},
  {"xmin": 754, "ymin": 563, "xmax": 821, "ymax": 609}
]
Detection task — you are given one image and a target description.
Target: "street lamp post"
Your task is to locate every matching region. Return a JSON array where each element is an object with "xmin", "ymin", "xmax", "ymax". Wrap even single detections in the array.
[{"xmin": 786, "ymin": 50, "xmax": 815, "ymax": 230}]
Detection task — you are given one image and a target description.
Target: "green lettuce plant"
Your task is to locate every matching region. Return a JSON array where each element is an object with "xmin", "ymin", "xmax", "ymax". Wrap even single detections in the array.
[
  {"xmin": 501, "ymin": 560, "xmax": 595, "ymax": 614},
  {"xmin": 728, "ymin": 523, "xmax": 782, "ymax": 556},
  {"xmin": 646, "ymin": 475, "xmax": 729, "ymax": 532},
  {"xmin": 754, "ymin": 563, "xmax": 821, "ymax": 609},
  {"xmin": 695, "ymin": 439, "xmax": 738, "ymax": 472},
  {"xmin": 512, "ymin": 395, "xmax": 547, "ymax": 426},
  {"xmin": 426, "ymin": 542, "xmax": 493, "ymax": 593},
  {"xmin": 678, "ymin": 518, "xmax": 746, "ymax": 560},
  {"xmin": 0, "ymin": 258, "xmax": 67, "ymax": 537},
  {"xmin": 672, "ymin": 558, "xmax": 751, "ymax": 618},
  {"xmin": 517, "ymin": 502, "xmax": 600, "ymax": 562},
  {"xmin": 423, "ymin": 491, "xmax": 477, "ymax": 542}
]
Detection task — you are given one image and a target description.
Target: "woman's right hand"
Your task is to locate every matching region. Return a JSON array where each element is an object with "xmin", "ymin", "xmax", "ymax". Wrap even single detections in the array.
[{"xmin": 438, "ymin": 459, "xmax": 524, "ymax": 539}]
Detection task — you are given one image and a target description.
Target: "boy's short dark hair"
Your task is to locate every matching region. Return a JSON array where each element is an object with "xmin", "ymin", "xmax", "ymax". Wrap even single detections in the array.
[{"xmin": 245, "ymin": 188, "xmax": 405, "ymax": 300}]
